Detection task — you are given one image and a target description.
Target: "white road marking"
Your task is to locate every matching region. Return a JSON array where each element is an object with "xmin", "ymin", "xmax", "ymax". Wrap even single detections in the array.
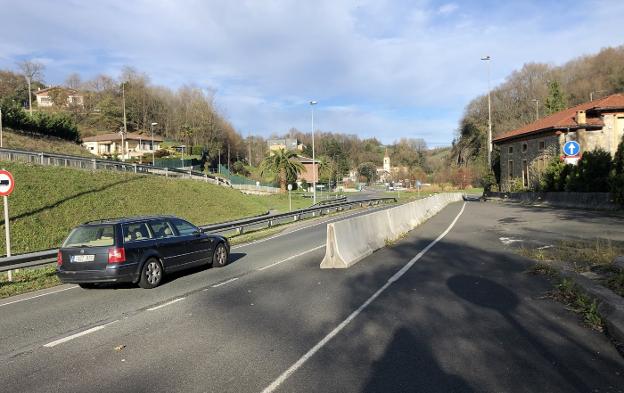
[
  {"xmin": 0, "ymin": 285, "xmax": 79, "ymax": 308},
  {"xmin": 499, "ymin": 237, "xmax": 522, "ymax": 245},
  {"xmin": 147, "ymin": 297, "xmax": 185, "ymax": 311},
  {"xmin": 210, "ymin": 277, "xmax": 239, "ymax": 288},
  {"xmin": 232, "ymin": 205, "xmax": 388, "ymax": 250},
  {"xmin": 257, "ymin": 245, "xmax": 325, "ymax": 271},
  {"xmin": 261, "ymin": 202, "xmax": 467, "ymax": 393},
  {"xmin": 43, "ymin": 320, "xmax": 119, "ymax": 348}
]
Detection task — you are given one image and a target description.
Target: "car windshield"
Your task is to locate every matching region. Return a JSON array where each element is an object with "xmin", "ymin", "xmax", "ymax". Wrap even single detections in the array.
[{"xmin": 63, "ymin": 225, "xmax": 115, "ymax": 248}]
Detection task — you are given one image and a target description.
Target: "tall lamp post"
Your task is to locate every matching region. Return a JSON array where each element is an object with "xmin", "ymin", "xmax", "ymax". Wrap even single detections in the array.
[
  {"xmin": 481, "ymin": 56, "xmax": 492, "ymax": 168},
  {"xmin": 0, "ymin": 107, "xmax": 3, "ymax": 148},
  {"xmin": 150, "ymin": 122, "xmax": 158, "ymax": 166},
  {"xmin": 531, "ymin": 98, "xmax": 539, "ymax": 121},
  {"xmin": 310, "ymin": 100, "xmax": 318, "ymax": 205}
]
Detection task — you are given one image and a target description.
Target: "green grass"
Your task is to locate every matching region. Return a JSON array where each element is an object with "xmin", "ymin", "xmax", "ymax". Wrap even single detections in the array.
[
  {"xmin": 549, "ymin": 278, "xmax": 604, "ymax": 331},
  {"xmin": 3, "ymin": 128, "xmax": 94, "ymax": 157},
  {"xmin": 0, "ymin": 160, "xmax": 316, "ymax": 254},
  {"xmin": 0, "ymin": 265, "xmax": 60, "ymax": 299},
  {"xmin": 519, "ymin": 239, "xmax": 624, "ymax": 272}
]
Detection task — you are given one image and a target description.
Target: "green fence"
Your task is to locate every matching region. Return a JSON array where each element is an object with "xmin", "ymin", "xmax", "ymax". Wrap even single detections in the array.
[{"xmin": 217, "ymin": 165, "xmax": 274, "ymax": 186}]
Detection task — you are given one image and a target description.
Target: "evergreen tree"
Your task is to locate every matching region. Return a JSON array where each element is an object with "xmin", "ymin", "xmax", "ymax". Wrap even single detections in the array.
[{"xmin": 544, "ymin": 80, "xmax": 567, "ymax": 115}]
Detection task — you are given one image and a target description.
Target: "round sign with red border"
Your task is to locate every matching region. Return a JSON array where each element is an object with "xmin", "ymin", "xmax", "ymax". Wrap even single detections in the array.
[{"xmin": 0, "ymin": 170, "xmax": 15, "ymax": 196}]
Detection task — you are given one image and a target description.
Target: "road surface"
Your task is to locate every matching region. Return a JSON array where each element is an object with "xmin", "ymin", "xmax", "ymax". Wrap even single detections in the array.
[{"xmin": 0, "ymin": 201, "xmax": 622, "ymax": 392}]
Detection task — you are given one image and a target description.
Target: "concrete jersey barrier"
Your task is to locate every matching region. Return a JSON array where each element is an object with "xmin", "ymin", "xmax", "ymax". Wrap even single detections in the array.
[{"xmin": 320, "ymin": 193, "xmax": 463, "ymax": 269}]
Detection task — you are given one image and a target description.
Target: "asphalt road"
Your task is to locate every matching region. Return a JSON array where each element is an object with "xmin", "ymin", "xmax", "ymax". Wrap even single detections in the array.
[{"xmin": 1, "ymin": 201, "xmax": 622, "ymax": 392}]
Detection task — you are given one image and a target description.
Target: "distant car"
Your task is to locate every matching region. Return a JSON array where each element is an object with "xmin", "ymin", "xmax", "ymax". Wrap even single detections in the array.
[{"xmin": 56, "ymin": 216, "xmax": 230, "ymax": 289}]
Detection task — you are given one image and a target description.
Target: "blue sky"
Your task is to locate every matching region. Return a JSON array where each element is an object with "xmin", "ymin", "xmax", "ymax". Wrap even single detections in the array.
[{"xmin": 1, "ymin": 0, "xmax": 623, "ymax": 147}]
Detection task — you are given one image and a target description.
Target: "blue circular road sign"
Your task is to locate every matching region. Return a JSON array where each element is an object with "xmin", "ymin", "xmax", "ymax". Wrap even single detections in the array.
[{"xmin": 563, "ymin": 141, "xmax": 581, "ymax": 157}]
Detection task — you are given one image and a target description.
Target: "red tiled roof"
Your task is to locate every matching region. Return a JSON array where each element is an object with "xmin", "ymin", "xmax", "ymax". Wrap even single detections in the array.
[
  {"xmin": 493, "ymin": 94, "xmax": 624, "ymax": 143},
  {"xmin": 35, "ymin": 86, "xmax": 80, "ymax": 95},
  {"xmin": 82, "ymin": 132, "xmax": 164, "ymax": 142}
]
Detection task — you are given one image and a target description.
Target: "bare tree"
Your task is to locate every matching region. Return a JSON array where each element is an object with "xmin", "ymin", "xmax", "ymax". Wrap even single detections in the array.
[
  {"xmin": 65, "ymin": 72, "xmax": 82, "ymax": 89},
  {"xmin": 17, "ymin": 60, "xmax": 45, "ymax": 115}
]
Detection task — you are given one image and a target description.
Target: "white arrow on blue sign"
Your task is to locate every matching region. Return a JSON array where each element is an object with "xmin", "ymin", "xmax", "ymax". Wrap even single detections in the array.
[{"xmin": 563, "ymin": 141, "xmax": 581, "ymax": 157}]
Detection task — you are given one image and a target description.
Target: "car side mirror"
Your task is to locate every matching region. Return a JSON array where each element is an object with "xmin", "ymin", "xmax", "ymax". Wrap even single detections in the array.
[{"xmin": 193, "ymin": 229, "xmax": 202, "ymax": 236}]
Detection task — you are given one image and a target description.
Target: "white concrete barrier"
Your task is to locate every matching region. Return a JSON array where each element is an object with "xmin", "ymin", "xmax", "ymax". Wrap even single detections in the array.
[{"xmin": 320, "ymin": 193, "xmax": 462, "ymax": 269}]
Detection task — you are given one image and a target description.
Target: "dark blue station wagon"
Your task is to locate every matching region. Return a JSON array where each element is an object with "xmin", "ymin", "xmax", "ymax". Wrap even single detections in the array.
[{"xmin": 57, "ymin": 216, "xmax": 230, "ymax": 289}]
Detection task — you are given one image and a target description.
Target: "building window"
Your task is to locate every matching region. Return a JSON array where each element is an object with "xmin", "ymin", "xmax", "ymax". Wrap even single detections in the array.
[
  {"xmin": 508, "ymin": 146, "xmax": 513, "ymax": 154},
  {"xmin": 522, "ymin": 143, "xmax": 528, "ymax": 153},
  {"xmin": 508, "ymin": 160, "xmax": 513, "ymax": 179},
  {"xmin": 522, "ymin": 160, "xmax": 529, "ymax": 187},
  {"xmin": 538, "ymin": 141, "xmax": 545, "ymax": 150}
]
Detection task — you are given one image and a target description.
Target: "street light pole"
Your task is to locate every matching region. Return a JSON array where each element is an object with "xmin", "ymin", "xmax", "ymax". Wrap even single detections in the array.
[
  {"xmin": 590, "ymin": 90, "xmax": 606, "ymax": 102},
  {"xmin": 310, "ymin": 100, "xmax": 317, "ymax": 205},
  {"xmin": 150, "ymin": 122, "xmax": 158, "ymax": 166},
  {"xmin": 122, "ymin": 82, "xmax": 127, "ymax": 160},
  {"xmin": 0, "ymin": 108, "xmax": 3, "ymax": 148},
  {"xmin": 531, "ymin": 98, "xmax": 539, "ymax": 121},
  {"xmin": 481, "ymin": 56, "xmax": 492, "ymax": 168}
]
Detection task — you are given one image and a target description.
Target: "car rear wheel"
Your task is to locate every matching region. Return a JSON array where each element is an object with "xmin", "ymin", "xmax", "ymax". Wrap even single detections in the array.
[
  {"xmin": 139, "ymin": 258, "xmax": 163, "ymax": 289},
  {"xmin": 212, "ymin": 243, "xmax": 228, "ymax": 268}
]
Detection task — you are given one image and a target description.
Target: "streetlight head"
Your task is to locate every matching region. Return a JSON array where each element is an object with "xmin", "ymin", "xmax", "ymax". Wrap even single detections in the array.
[
  {"xmin": 481, "ymin": 56, "xmax": 491, "ymax": 61},
  {"xmin": 310, "ymin": 100, "xmax": 317, "ymax": 105},
  {"xmin": 531, "ymin": 98, "xmax": 539, "ymax": 102},
  {"xmin": 151, "ymin": 122, "xmax": 158, "ymax": 126}
]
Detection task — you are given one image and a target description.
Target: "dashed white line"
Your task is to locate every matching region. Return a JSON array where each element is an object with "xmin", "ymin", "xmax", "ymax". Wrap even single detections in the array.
[
  {"xmin": 257, "ymin": 245, "xmax": 325, "ymax": 271},
  {"xmin": 43, "ymin": 320, "xmax": 119, "ymax": 348},
  {"xmin": 261, "ymin": 202, "xmax": 467, "ymax": 393},
  {"xmin": 210, "ymin": 277, "xmax": 239, "ymax": 288},
  {"xmin": 0, "ymin": 285, "xmax": 78, "ymax": 308},
  {"xmin": 147, "ymin": 297, "xmax": 185, "ymax": 311}
]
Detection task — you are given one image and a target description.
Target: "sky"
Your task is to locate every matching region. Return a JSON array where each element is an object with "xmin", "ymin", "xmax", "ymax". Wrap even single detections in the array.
[{"xmin": 1, "ymin": 0, "xmax": 623, "ymax": 147}]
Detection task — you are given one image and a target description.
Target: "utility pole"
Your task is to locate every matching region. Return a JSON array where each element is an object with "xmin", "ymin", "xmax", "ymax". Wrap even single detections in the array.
[
  {"xmin": 26, "ymin": 77, "xmax": 32, "ymax": 116},
  {"xmin": 481, "ymin": 56, "xmax": 492, "ymax": 169},
  {"xmin": 0, "ymin": 107, "xmax": 3, "ymax": 148},
  {"xmin": 122, "ymin": 82, "xmax": 127, "ymax": 160},
  {"xmin": 531, "ymin": 98, "xmax": 539, "ymax": 121},
  {"xmin": 227, "ymin": 142, "xmax": 231, "ymax": 172},
  {"xmin": 310, "ymin": 100, "xmax": 318, "ymax": 204}
]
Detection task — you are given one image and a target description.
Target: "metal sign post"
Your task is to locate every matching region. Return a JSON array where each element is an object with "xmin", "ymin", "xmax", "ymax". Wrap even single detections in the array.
[
  {"xmin": 0, "ymin": 169, "xmax": 15, "ymax": 281},
  {"xmin": 288, "ymin": 184, "xmax": 293, "ymax": 211}
]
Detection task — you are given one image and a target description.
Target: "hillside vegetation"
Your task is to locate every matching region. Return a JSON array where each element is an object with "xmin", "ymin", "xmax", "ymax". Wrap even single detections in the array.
[
  {"xmin": 0, "ymin": 161, "xmax": 311, "ymax": 254},
  {"xmin": 3, "ymin": 129, "xmax": 93, "ymax": 157}
]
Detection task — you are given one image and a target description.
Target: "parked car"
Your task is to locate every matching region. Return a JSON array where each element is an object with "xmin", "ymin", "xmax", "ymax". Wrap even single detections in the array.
[{"xmin": 56, "ymin": 216, "xmax": 230, "ymax": 289}]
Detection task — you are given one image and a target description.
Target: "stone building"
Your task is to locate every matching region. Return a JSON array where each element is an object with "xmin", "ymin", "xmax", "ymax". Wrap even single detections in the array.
[{"xmin": 493, "ymin": 94, "xmax": 624, "ymax": 191}]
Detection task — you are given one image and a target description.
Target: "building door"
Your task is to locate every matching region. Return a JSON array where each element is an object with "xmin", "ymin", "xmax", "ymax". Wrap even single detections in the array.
[{"xmin": 522, "ymin": 160, "xmax": 529, "ymax": 188}]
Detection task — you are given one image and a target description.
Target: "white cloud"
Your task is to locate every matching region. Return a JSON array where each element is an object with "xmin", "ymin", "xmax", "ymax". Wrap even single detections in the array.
[
  {"xmin": 437, "ymin": 3, "xmax": 458, "ymax": 15},
  {"xmin": 0, "ymin": 0, "xmax": 623, "ymax": 145}
]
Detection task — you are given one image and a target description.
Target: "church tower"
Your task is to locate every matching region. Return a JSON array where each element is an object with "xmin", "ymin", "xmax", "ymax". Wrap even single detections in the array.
[{"xmin": 383, "ymin": 148, "xmax": 391, "ymax": 172}]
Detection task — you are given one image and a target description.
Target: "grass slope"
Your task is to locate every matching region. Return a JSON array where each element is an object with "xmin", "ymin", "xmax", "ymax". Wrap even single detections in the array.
[
  {"xmin": 0, "ymin": 160, "xmax": 312, "ymax": 254},
  {"xmin": 3, "ymin": 129, "xmax": 94, "ymax": 157}
]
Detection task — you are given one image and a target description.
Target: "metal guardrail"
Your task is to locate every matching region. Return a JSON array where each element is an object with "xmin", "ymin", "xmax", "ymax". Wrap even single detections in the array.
[
  {"xmin": 0, "ymin": 147, "xmax": 244, "ymax": 189},
  {"xmin": 0, "ymin": 197, "xmax": 397, "ymax": 272}
]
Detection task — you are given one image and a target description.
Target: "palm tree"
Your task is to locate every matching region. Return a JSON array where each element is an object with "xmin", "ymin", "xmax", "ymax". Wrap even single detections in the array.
[{"xmin": 260, "ymin": 149, "xmax": 304, "ymax": 192}]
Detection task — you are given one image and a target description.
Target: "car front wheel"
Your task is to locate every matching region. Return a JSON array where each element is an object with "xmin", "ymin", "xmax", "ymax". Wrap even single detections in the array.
[{"xmin": 139, "ymin": 258, "xmax": 163, "ymax": 289}]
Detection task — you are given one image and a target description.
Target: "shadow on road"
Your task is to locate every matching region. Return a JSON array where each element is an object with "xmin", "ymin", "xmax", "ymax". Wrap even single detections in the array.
[{"xmin": 362, "ymin": 327, "xmax": 475, "ymax": 393}]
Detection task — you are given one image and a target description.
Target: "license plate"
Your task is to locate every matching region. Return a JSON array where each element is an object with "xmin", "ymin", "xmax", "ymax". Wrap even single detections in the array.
[{"xmin": 72, "ymin": 254, "xmax": 95, "ymax": 262}]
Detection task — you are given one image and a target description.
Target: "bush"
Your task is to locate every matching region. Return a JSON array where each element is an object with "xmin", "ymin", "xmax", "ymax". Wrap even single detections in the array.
[
  {"xmin": 540, "ymin": 159, "xmax": 572, "ymax": 191},
  {"xmin": 565, "ymin": 149, "xmax": 611, "ymax": 192},
  {"xmin": 1, "ymin": 101, "xmax": 80, "ymax": 142}
]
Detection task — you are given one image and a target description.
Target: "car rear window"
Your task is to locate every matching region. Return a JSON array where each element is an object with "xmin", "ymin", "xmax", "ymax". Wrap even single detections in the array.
[{"xmin": 64, "ymin": 225, "xmax": 116, "ymax": 248}]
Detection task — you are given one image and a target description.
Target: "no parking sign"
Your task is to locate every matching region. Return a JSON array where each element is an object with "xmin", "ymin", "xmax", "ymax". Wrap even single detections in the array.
[{"xmin": 0, "ymin": 169, "xmax": 14, "ymax": 258}]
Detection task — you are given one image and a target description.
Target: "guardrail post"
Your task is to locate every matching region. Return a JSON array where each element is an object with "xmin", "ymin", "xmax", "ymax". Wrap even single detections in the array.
[
  {"xmin": 188, "ymin": 169, "xmax": 192, "ymax": 179},
  {"xmin": 205, "ymin": 174, "xmax": 208, "ymax": 182},
  {"xmin": 268, "ymin": 220, "xmax": 273, "ymax": 228},
  {"xmin": 39, "ymin": 153, "xmax": 44, "ymax": 165},
  {"xmin": 133, "ymin": 164, "xmax": 137, "ymax": 173},
  {"xmin": 165, "ymin": 168, "xmax": 168, "ymax": 178},
  {"xmin": 92, "ymin": 159, "xmax": 96, "ymax": 170}
]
